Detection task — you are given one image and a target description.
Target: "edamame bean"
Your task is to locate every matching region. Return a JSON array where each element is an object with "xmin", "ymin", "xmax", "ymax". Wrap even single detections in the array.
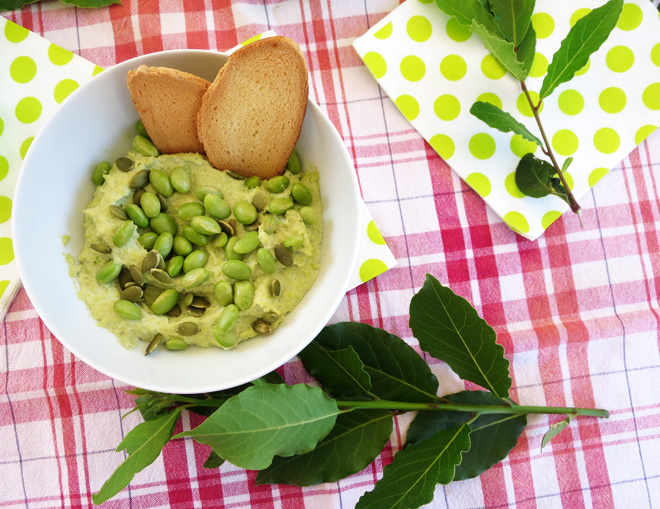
[
  {"xmin": 265, "ymin": 175, "xmax": 290, "ymax": 193},
  {"xmin": 257, "ymin": 248, "xmax": 276, "ymax": 274},
  {"xmin": 269, "ymin": 197, "xmax": 294, "ymax": 215},
  {"xmin": 252, "ymin": 191, "xmax": 267, "ymax": 211},
  {"xmin": 213, "ymin": 330, "xmax": 238, "ymax": 349},
  {"xmin": 181, "ymin": 267, "xmax": 209, "ymax": 289},
  {"xmin": 125, "ymin": 204, "xmax": 149, "ymax": 228},
  {"xmin": 136, "ymin": 119, "xmax": 150, "ymax": 139},
  {"xmin": 211, "ymin": 232, "xmax": 228, "ymax": 249},
  {"xmin": 114, "ymin": 220, "xmax": 135, "ymax": 247},
  {"xmin": 287, "ymin": 150, "xmax": 301, "ymax": 174},
  {"xmin": 140, "ymin": 192, "xmax": 161, "ymax": 218},
  {"xmin": 92, "ymin": 161, "xmax": 111, "ymax": 185},
  {"xmin": 291, "ymin": 183, "xmax": 312, "ymax": 206},
  {"xmin": 153, "ymin": 232, "xmax": 174, "ymax": 258},
  {"xmin": 245, "ymin": 176, "xmax": 261, "ymax": 189},
  {"xmin": 204, "ymin": 193, "xmax": 231, "ymax": 219},
  {"xmin": 133, "ymin": 135, "xmax": 160, "ymax": 157},
  {"xmin": 149, "ymin": 169, "xmax": 173, "ymax": 197},
  {"xmin": 150, "ymin": 213, "xmax": 177, "ymax": 235},
  {"xmin": 182, "ymin": 225, "xmax": 208, "ymax": 246},
  {"xmin": 233, "ymin": 281, "xmax": 254, "ymax": 311},
  {"xmin": 222, "ymin": 260, "xmax": 251, "ymax": 280},
  {"xmin": 196, "ymin": 187, "xmax": 223, "ymax": 201},
  {"xmin": 283, "ymin": 234, "xmax": 304, "ymax": 250},
  {"xmin": 167, "ymin": 255, "xmax": 184, "ymax": 277},
  {"xmin": 225, "ymin": 236, "xmax": 242, "ymax": 261},
  {"xmin": 173, "ymin": 235, "xmax": 193, "ymax": 256},
  {"xmin": 190, "ymin": 215, "xmax": 222, "ymax": 235},
  {"xmin": 300, "ymin": 206, "xmax": 315, "ymax": 225},
  {"xmin": 165, "ymin": 338, "xmax": 189, "ymax": 350},
  {"xmin": 114, "ymin": 299, "xmax": 142, "ymax": 320},
  {"xmin": 170, "ymin": 166, "xmax": 191, "ymax": 193},
  {"xmin": 177, "ymin": 202, "xmax": 205, "ymax": 220},
  {"xmin": 233, "ymin": 231, "xmax": 260, "ymax": 254},
  {"xmin": 183, "ymin": 250, "xmax": 209, "ymax": 273},
  {"xmin": 233, "ymin": 201, "xmax": 258, "ymax": 225},
  {"xmin": 139, "ymin": 232, "xmax": 158, "ymax": 250},
  {"xmin": 213, "ymin": 281, "xmax": 233, "ymax": 306},
  {"xmin": 96, "ymin": 261, "xmax": 122, "ymax": 283},
  {"xmin": 261, "ymin": 216, "xmax": 277, "ymax": 234},
  {"xmin": 151, "ymin": 288, "xmax": 180, "ymax": 315},
  {"xmin": 215, "ymin": 304, "xmax": 239, "ymax": 335}
]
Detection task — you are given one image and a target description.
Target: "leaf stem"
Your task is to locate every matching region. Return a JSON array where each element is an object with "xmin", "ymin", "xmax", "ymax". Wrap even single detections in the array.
[{"xmin": 520, "ymin": 80, "xmax": 583, "ymax": 224}]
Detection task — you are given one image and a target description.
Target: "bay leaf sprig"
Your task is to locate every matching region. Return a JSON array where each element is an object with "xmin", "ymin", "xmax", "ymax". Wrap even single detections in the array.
[
  {"xmin": 92, "ymin": 274, "xmax": 609, "ymax": 507},
  {"xmin": 0, "ymin": 0, "xmax": 120, "ymax": 10},
  {"xmin": 436, "ymin": 0, "xmax": 625, "ymax": 224}
]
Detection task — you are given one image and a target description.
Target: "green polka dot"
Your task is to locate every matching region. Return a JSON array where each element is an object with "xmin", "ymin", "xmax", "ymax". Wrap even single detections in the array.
[
  {"xmin": 363, "ymin": 52, "xmax": 387, "ymax": 79},
  {"xmin": 465, "ymin": 173, "xmax": 491, "ymax": 197},
  {"xmin": 532, "ymin": 12, "xmax": 554, "ymax": 39},
  {"xmin": 440, "ymin": 54, "xmax": 467, "ymax": 81},
  {"xmin": 642, "ymin": 83, "xmax": 660, "ymax": 110},
  {"xmin": 652, "ymin": 43, "xmax": 660, "ymax": 68},
  {"xmin": 359, "ymin": 258, "xmax": 388, "ymax": 283},
  {"xmin": 505, "ymin": 172, "xmax": 525, "ymax": 198},
  {"xmin": 503, "ymin": 211, "xmax": 530, "ymax": 234},
  {"xmin": 570, "ymin": 8, "xmax": 592, "ymax": 27},
  {"xmin": 0, "ymin": 281, "xmax": 9, "ymax": 299},
  {"xmin": 374, "ymin": 22, "xmax": 393, "ymax": 40},
  {"xmin": 606, "ymin": 46, "xmax": 634, "ymax": 73},
  {"xmin": 429, "ymin": 134, "xmax": 455, "ymax": 160},
  {"xmin": 558, "ymin": 89, "xmax": 584, "ymax": 116},
  {"xmin": 552, "ymin": 129, "xmax": 579, "ymax": 156},
  {"xmin": 15, "ymin": 97, "xmax": 42, "ymax": 124},
  {"xmin": 516, "ymin": 90, "xmax": 543, "ymax": 117},
  {"xmin": 401, "ymin": 55, "xmax": 426, "ymax": 82},
  {"xmin": 20, "ymin": 137, "xmax": 33, "ymax": 159},
  {"xmin": 564, "ymin": 171, "xmax": 574, "ymax": 191},
  {"xmin": 0, "ymin": 117, "xmax": 3, "ymax": 137},
  {"xmin": 48, "ymin": 43, "xmax": 74, "ymax": 66},
  {"xmin": 588, "ymin": 167, "xmax": 610, "ymax": 187},
  {"xmin": 529, "ymin": 53, "xmax": 548, "ymax": 78},
  {"xmin": 469, "ymin": 133, "xmax": 496, "ymax": 160},
  {"xmin": 593, "ymin": 127, "xmax": 620, "ymax": 154},
  {"xmin": 617, "ymin": 3, "xmax": 643, "ymax": 31},
  {"xmin": 4, "ymin": 21, "xmax": 28, "ymax": 43},
  {"xmin": 92, "ymin": 65, "xmax": 104, "ymax": 76},
  {"xmin": 510, "ymin": 134, "xmax": 537, "ymax": 157},
  {"xmin": 542, "ymin": 210, "xmax": 562, "ymax": 229},
  {"xmin": 10, "ymin": 56, "xmax": 37, "ymax": 84},
  {"xmin": 0, "ymin": 197, "xmax": 12, "ymax": 224},
  {"xmin": 54, "ymin": 79, "xmax": 79, "ymax": 104},
  {"xmin": 0, "ymin": 238, "xmax": 14, "ymax": 265},
  {"xmin": 598, "ymin": 87, "xmax": 626, "ymax": 114},
  {"xmin": 434, "ymin": 94, "xmax": 461, "ymax": 121},
  {"xmin": 0, "ymin": 156, "xmax": 8, "ymax": 181},
  {"xmin": 446, "ymin": 17, "xmax": 471, "ymax": 42},
  {"xmin": 481, "ymin": 54, "xmax": 506, "ymax": 79},
  {"xmin": 367, "ymin": 220, "xmax": 386, "ymax": 245},
  {"xmin": 407, "ymin": 15, "xmax": 432, "ymax": 42},
  {"xmin": 635, "ymin": 125, "xmax": 657, "ymax": 145},
  {"xmin": 476, "ymin": 92, "xmax": 502, "ymax": 109},
  {"xmin": 395, "ymin": 95, "xmax": 420, "ymax": 121},
  {"xmin": 574, "ymin": 59, "xmax": 590, "ymax": 76}
]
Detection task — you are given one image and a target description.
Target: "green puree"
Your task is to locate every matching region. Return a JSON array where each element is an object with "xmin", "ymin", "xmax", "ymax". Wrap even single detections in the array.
[{"xmin": 73, "ymin": 151, "xmax": 322, "ymax": 351}]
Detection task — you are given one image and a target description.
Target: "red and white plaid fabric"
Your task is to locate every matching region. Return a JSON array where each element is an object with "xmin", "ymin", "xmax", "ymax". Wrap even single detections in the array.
[{"xmin": 2, "ymin": 1, "xmax": 660, "ymax": 508}]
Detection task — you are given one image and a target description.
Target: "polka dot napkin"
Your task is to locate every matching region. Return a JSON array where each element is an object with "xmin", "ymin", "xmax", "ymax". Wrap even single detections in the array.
[
  {"xmin": 353, "ymin": 0, "xmax": 660, "ymax": 240},
  {"xmin": 0, "ymin": 19, "xmax": 396, "ymax": 320}
]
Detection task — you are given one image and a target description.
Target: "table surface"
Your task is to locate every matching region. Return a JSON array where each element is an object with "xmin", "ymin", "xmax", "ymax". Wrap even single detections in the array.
[{"xmin": 2, "ymin": 1, "xmax": 660, "ymax": 508}]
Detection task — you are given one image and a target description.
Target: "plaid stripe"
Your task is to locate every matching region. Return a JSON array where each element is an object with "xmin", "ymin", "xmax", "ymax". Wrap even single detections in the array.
[{"xmin": 2, "ymin": 0, "xmax": 660, "ymax": 508}]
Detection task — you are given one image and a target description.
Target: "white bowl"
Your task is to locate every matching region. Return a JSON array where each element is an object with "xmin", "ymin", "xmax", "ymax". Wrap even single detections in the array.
[{"xmin": 13, "ymin": 49, "xmax": 361, "ymax": 394}]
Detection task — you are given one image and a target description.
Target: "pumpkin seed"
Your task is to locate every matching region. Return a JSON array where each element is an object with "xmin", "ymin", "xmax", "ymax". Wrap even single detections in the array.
[
  {"xmin": 244, "ymin": 220, "xmax": 260, "ymax": 232},
  {"xmin": 150, "ymin": 268, "xmax": 172, "ymax": 284},
  {"xmin": 270, "ymin": 279, "xmax": 281, "ymax": 297},
  {"xmin": 117, "ymin": 266, "xmax": 132, "ymax": 289},
  {"xmin": 142, "ymin": 250, "xmax": 164, "ymax": 272},
  {"xmin": 167, "ymin": 304, "xmax": 182, "ymax": 317},
  {"xmin": 133, "ymin": 189, "xmax": 145, "ymax": 206},
  {"xmin": 190, "ymin": 296, "xmax": 211, "ymax": 308},
  {"xmin": 151, "ymin": 288, "xmax": 179, "ymax": 315},
  {"xmin": 251, "ymin": 191, "xmax": 267, "ymax": 211},
  {"xmin": 144, "ymin": 333, "xmax": 162, "ymax": 356},
  {"xmin": 165, "ymin": 338, "xmax": 189, "ymax": 350},
  {"xmin": 218, "ymin": 219, "xmax": 235, "ymax": 237},
  {"xmin": 143, "ymin": 284, "xmax": 162, "ymax": 307},
  {"xmin": 180, "ymin": 267, "xmax": 209, "ymax": 289},
  {"xmin": 274, "ymin": 244, "xmax": 293, "ymax": 266},
  {"xmin": 114, "ymin": 300, "xmax": 142, "ymax": 320},
  {"xmin": 129, "ymin": 169, "xmax": 150, "ymax": 189},
  {"xmin": 176, "ymin": 322, "xmax": 200, "ymax": 336},
  {"xmin": 156, "ymin": 192, "xmax": 169, "ymax": 213},
  {"xmin": 252, "ymin": 319, "xmax": 272, "ymax": 335},
  {"xmin": 96, "ymin": 261, "xmax": 122, "ymax": 284},
  {"xmin": 226, "ymin": 170, "xmax": 246, "ymax": 179},
  {"xmin": 128, "ymin": 264, "xmax": 144, "ymax": 286},
  {"xmin": 187, "ymin": 306, "xmax": 205, "ymax": 317},
  {"xmin": 120, "ymin": 285, "xmax": 143, "ymax": 302},
  {"xmin": 123, "ymin": 281, "xmax": 139, "ymax": 288},
  {"xmin": 115, "ymin": 156, "xmax": 134, "ymax": 172},
  {"xmin": 262, "ymin": 312, "xmax": 278, "ymax": 324},
  {"xmin": 90, "ymin": 243, "xmax": 111, "ymax": 254},
  {"xmin": 109, "ymin": 205, "xmax": 127, "ymax": 220}
]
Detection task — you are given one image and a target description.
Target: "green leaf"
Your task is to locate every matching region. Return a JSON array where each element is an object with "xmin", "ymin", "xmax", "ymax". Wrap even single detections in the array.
[
  {"xmin": 470, "ymin": 101, "xmax": 542, "ymax": 146},
  {"xmin": 203, "ymin": 450, "xmax": 225, "ymax": 469},
  {"xmin": 356, "ymin": 424, "xmax": 471, "ymax": 509},
  {"xmin": 561, "ymin": 157, "xmax": 574, "ymax": 172},
  {"xmin": 60, "ymin": 0, "xmax": 122, "ymax": 7},
  {"xmin": 540, "ymin": 0, "xmax": 623, "ymax": 99},
  {"xmin": 0, "ymin": 0, "xmax": 40, "ymax": 9},
  {"xmin": 488, "ymin": 0, "xmax": 535, "ymax": 47},
  {"xmin": 406, "ymin": 391, "xmax": 527, "ymax": 480},
  {"xmin": 409, "ymin": 274, "xmax": 511, "ymax": 398},
  {"xmin": 470, "ymin": 21, "xmax": 529, "ymax": 80},
  {"xmin": 312, "ymin": 322, "xmax": 439, "ymax": 403},
  {"xmin": 251, "ymin": 371, "xmax": 286, "ymax": 385},
  {"xmin": 434, "ymin": 0, "xmax": 505, "ymax": 38},
  {"xmin": 92, "ymin": 408, "xmax": 182, "ymax": 505},
  {"xmin": 176, "ymin": 384, "xmax": 340, "ymax": 470},
  {"xmin": 257, "ymin": 410, "xmax": 393, "ymax": 486},
  {"xmin": 541, "ymin": 415, "xmax": 573, "ymax": 449},
  {"xmin": 298, "ymin": 343, "xmax": 372, "ymax": 398},
  {"xmin": 516, "ymin": 24, "xmax": 537, "ymax": 78},
  {"xmin": 515, "ymin": 153, "xmax": 572, "ymax": 207}
]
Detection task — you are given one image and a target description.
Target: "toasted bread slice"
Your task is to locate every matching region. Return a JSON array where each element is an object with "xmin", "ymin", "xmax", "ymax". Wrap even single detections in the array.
[
  {"xmin": 198, "ymin": 36, "xmax": 309, "ymax": 179},
  {"xmin": 127, "ymin": 65, "xmax": 210, "ymax": 154}
]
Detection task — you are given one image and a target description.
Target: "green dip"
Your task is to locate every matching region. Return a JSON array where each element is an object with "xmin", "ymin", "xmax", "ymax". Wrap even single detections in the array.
[{"xmin": 73, "ymin": 150, "xmax": 322, "ymax": 351}]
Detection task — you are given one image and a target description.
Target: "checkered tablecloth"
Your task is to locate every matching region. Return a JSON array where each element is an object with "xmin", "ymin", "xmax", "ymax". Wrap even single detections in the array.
[{"xmin": 2, "ymin": 1, "xmax": 660, "ymax": 508}]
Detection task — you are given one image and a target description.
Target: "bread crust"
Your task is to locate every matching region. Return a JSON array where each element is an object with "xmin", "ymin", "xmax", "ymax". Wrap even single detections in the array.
[
  {"xmin": 197, "ymin": 36, "xmax": 309, "ymax": 179},
  {"xmin": 127, "ymin": 65, "xmax": 210, "ymax": 154}
]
